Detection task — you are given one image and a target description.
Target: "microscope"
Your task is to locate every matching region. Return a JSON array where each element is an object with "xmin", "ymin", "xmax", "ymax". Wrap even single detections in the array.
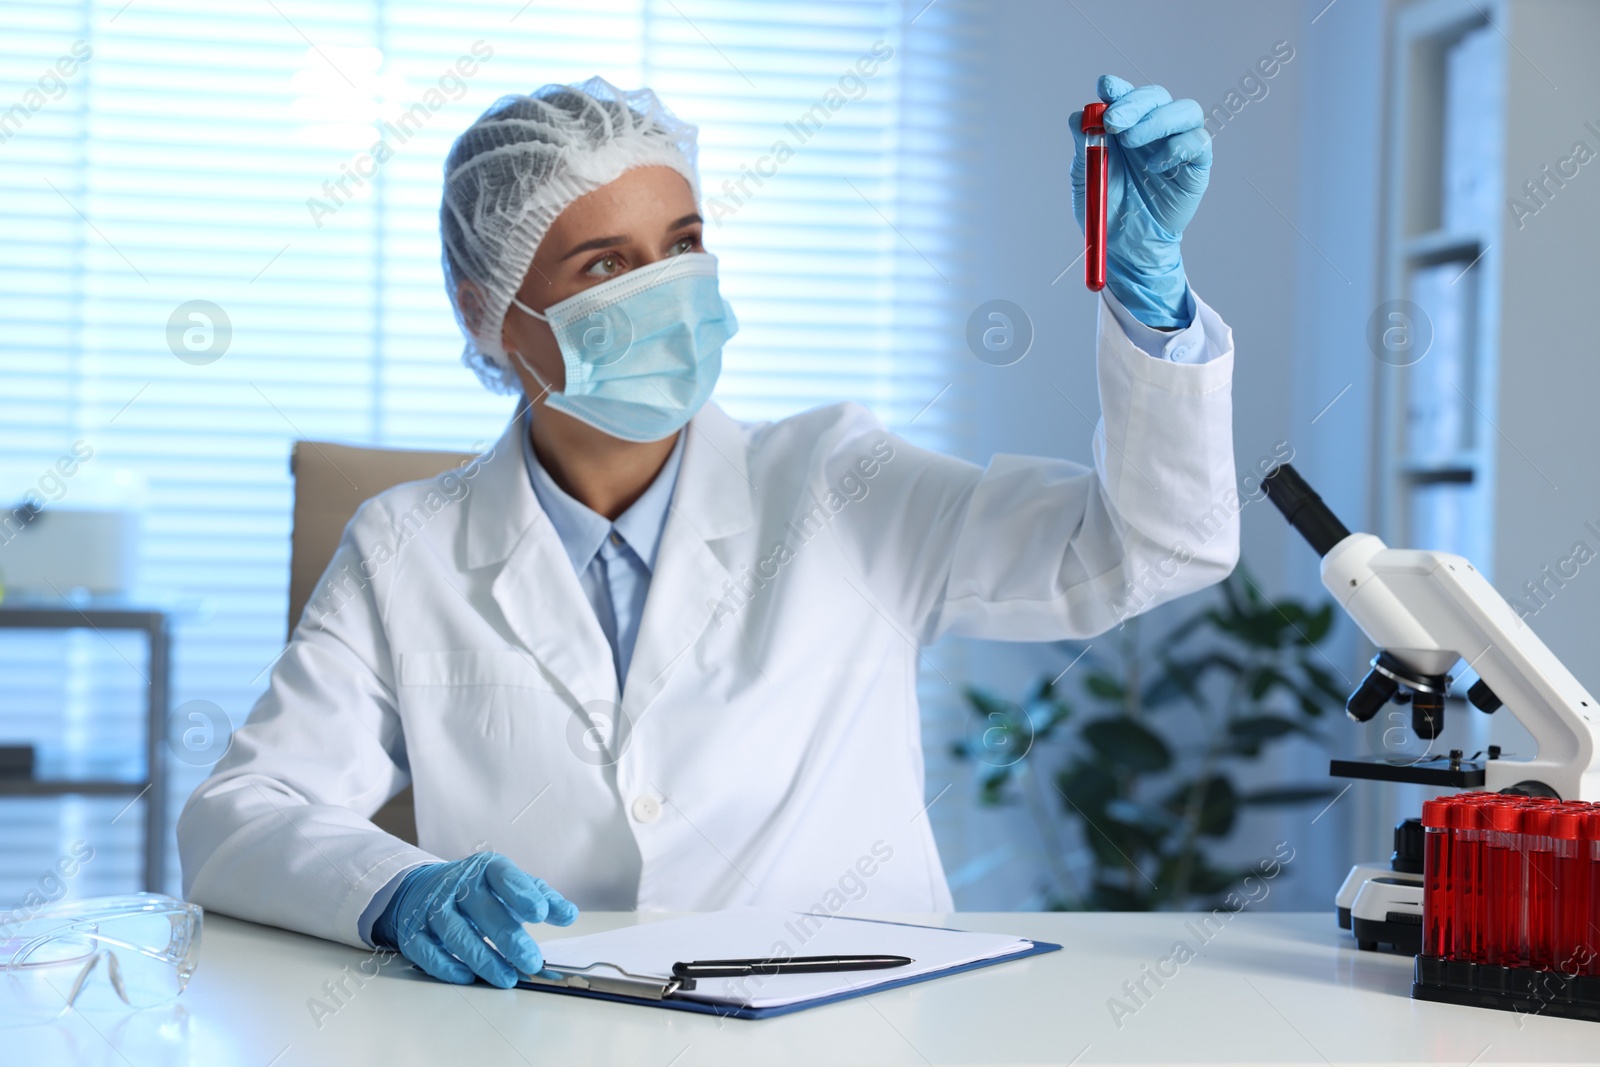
[{"xmin": 1262, "ymin": 464, "xmax": 1600, "ymax": 953}]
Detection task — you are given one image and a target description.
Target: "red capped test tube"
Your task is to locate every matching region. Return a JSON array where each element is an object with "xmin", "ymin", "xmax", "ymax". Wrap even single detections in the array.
[
  {"xmin": 1451, "ymin": 797, "xmax": 1489, "ymax": 962},
  {"xmin": 1421, "ymin": 797, "xmax": 1454, "ymax": 957},
  {"xmin": 1587, "ymin": 809, "xmax": 1600, "ymax": 975},
  {"xmin": 1082, "ymin": 102, "xmax": 1108, "ymax": 292},
  {"xmin": 1551, "ymin": 806, "xmax": 1590, "ymax": 974},
  {"xmin": 1483, "ymin": 801, "xmax": 1526, "ymax": 966},
  {"xmin": 1522, "ymin": 805, "xmax": 1556, "ymax": 970}
]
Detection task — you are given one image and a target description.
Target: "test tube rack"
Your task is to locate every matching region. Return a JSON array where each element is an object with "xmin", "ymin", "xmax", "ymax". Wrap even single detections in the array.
[{"xmin": 1414, "ymin": 792, "xmax": 1600, "ymax": 1022}]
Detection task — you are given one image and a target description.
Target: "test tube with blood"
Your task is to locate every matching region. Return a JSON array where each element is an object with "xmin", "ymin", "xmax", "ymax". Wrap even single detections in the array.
[
  {"xmin": 1587, "ymin": 809, "xmax": 1600, "ymax": 975},
  {"xmin": 1451, "ymin": 797, "xmax": 1488, "ymax": 962},
  {"xmin": 1421, "ymin": 798, "xmax": 1453, "ymax": 957},
  {"xmin": 1082, "ymin": 102, "xmax": 1108, "ymax": 292},
  {"xmin": 1522, "ymin": 805, "xmax": 1556, "ymax": 970},
  {"xmin": 1483, "ymin": 801, "xmax": 1527, "ymax": 966},
  {"xmin": 1551, "ymin": 807, "xmax": 1589, "ymax": 974}
]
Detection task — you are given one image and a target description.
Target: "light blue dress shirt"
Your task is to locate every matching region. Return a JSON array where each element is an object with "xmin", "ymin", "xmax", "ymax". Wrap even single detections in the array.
[
  {"xmin": 1105, "ymin": 285, "xmax": 1210, "ymax": 364},
  {"xmin": 519, "ymin": 410, "xmax": 685, "ymax": 688}
]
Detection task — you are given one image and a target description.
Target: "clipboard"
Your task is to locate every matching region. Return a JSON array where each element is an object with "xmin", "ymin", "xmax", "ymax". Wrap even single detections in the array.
[{"xmin": 515, "ymin": 912, "xmax": 1063, "ymax": 1020}]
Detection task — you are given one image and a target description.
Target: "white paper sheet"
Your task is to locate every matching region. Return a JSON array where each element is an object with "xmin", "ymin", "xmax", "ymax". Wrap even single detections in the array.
[{"xmin": 534, "ymin": 907, "xmax": 1036, "ymax": 1009}]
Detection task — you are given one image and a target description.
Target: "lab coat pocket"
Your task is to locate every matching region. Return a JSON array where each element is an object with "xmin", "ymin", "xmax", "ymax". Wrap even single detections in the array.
[
  {"xmin": 398, "ymin": 648, "xmax": 548, "ymax": 688},
  {"xmin": 397, "ymin": 649, "xmax": 562, "ymax": 754},
  {"xmin": 395, "ymin": 650, "xmax": 608, "ymax": 857}
]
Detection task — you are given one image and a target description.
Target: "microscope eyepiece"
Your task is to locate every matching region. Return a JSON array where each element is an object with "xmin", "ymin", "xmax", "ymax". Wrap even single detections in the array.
[{"xmin": 1262, "ymin": 463, "xmax": 1352, "ymax": 558}]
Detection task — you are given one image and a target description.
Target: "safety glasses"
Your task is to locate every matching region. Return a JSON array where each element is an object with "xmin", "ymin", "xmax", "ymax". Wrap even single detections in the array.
[{"xmin": 0, "ymin": 893, "xmax": 202, "ymax": 1027}]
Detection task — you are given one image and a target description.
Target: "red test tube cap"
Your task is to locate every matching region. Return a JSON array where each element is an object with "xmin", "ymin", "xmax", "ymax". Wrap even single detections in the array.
[
  {"xmin": 1486, "ymin": 804, "xmax": 1523, "ymax": 832},
  {"xmin": 1083, "ymin": 102, "xmax": 1107, "ymax": 133},
  {"xmin": 1552, "ymin": 809, "xmax": 1586, "ymax": 840},
  {"xmin": 1451, "ymin": 799, "xmax": 1489, "ymax": 829},
  {"xmin": 1422, "ymin": 799, "xmax": 1453, "ymax": 828},
  {"xmin": 1522, "ymin": 807, "xmax": 1554, "ymax": 835}
]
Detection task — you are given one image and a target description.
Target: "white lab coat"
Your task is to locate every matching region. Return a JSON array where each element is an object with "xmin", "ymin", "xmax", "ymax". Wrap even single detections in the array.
[{"xmin": 178, "ymin": 296, "xmax": 1239, "ymax": 949}]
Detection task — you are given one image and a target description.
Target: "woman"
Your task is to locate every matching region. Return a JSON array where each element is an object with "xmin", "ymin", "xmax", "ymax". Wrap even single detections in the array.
[{"xmin": 178, "ymin": 75, "xmax": 1237, "ymax": 988}]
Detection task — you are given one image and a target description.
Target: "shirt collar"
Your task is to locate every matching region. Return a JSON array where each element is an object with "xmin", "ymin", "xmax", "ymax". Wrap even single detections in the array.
[{"xmin": 520, "ymin": 409, "xmax": 685, "ymax": 574}]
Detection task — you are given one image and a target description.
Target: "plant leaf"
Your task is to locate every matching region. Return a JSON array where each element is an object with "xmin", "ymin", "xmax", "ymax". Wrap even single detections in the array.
[
  {"xmin": 1174, "ymin": 775, "xmax": 1238, "ymax": 837},
  {"xmin": 1208, "ymin": 600, "xmax": 1293, "ymax": 649},
  {"xmin": 1105, "ymin": 798, "xmax": 1179, "ymax": 837},
  {"xmin": 1055, "ymin": 760, "xmax": 1117, "ymax": 819},
  {"xmin": 1082, "ymin": 716, "xmax": 1172, "ymax": 773},
  {"xmin": 1146, "ymin": 650, "xmax": 1254, "ymax": 712},
  {"xmin": 1297, "ymin": 692, "xmax": 1328, "ymax": 721},
  {"xmin": 963, "ymin": 685, "xmax": 1016, "ymax": 721},
  {"xmin": 1082, "ymin": 820, "xmax": 1138, "ymax": 869},
  {"xmin": 978, "ymin": 768, "xmax": 1014, "ymax": 806},
  {"xmin": 1227, "ymin": 714, "xmax": 1315, "ymax": 757},
  {"xmin": 1142, "ymin": 665, "xmax": 1193, "ymax": 708},
  {"xmin": 1028, "ymin": 698, "xmax": 1073, "ymax": 743},
  {"xmin": 1199, "ymin": 651, "xmax": 1248, "ymax": 676},
  {"xmin": 1247, "ymin": 665, "xmax": 1291, "ymax": 701},
  {"xmin": 1299, "ymin": 661, "xmax": 1350, "ymax": 710},
  {"xmin": 1296, "ymin": 601, "xmax": 1334, "ymax": 645},
  {"xmin": 1100, "ymin": 815, "xmax": 1165, "ymax": 858},
  {"xmin": 1089, "ymin": 880, "xmax": 1154, "ymax": 911},
  {"xmin": 1084, "ymin": 671, "xmax": 1125, "ymax": 701}
]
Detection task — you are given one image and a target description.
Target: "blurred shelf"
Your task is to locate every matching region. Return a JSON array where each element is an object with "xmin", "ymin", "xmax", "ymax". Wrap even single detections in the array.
[
  {"xmin": 0, "ymin": 602, "xmax": 169, "ymax": 891},
  {"xmin": 0, "ymin": 778, "xmax": 148, "ymax": 797},
  {"xmin": 1403, "ymin": 227, "xmax": 1488, "ymax": 265},
  {"xmin": 0, "ymin": 605, "xmax": 168, "ymax": 629},
  {"xmin": 1398, "ymin": 457, "xmax": 1478, "ymax": 481}
]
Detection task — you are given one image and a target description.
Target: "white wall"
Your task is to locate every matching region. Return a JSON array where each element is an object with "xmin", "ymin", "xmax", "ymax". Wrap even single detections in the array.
[
  {"xmin": 1278, "ymin": 0, "xmax": 1392, "ymax": 894},
  {"xmin": 1491, "ymin": 0, "xmax": 1600, "ymax": 699}
]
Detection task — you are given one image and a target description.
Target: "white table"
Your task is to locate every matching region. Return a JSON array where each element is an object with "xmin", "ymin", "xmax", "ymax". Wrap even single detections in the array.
[{"xmin": 12, "ymin": 910, "xmax": 1599, "ymax": 1065}]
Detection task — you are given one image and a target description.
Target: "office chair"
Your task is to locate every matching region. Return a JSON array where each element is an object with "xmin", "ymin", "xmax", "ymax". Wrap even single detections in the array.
[{"xmin": 288, "ymin": 439, "xmax": 473, "ymax": 846}]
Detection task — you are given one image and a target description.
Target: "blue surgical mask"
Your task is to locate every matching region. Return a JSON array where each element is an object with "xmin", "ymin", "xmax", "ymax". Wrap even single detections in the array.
[{"xmin": 510, "ymin": 252, "xmax": 737, "ymax": 442}]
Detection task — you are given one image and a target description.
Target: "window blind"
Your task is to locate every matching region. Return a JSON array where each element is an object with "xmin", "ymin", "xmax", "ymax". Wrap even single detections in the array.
[{"xmin": 0, "ymin": 0, "xmax": 979, "ymax": 902}]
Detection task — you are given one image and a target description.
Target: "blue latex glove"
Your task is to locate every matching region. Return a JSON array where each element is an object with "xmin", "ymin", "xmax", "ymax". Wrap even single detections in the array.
[
  {"xmin": 1070, "ymin": 74, "xmax": 1212, "ymax": 329},
  {"xmin": 371, "ymin": 852, "xmax": 579, "ymax": 988}
]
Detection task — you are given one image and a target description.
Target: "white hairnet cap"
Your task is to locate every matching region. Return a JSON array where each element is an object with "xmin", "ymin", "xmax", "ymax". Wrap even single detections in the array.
[{"xmin": 440, "ymin": 76, "xmax": 702, "ymax": 393}]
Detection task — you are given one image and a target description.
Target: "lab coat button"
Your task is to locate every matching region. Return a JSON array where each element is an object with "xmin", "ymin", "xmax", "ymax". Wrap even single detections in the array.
[{"xmin": 631, "ymin": 795, "xmax": 661, "ymax": 823}]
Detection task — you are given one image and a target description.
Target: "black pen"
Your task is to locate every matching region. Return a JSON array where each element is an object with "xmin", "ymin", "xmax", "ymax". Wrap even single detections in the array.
[{"xmin": 671, "ymin": 954, "xmax": 913, "ymax": 978}]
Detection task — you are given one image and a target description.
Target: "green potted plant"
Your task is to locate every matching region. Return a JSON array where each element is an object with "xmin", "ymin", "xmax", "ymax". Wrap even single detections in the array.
[{"xmin": 953, "ymin": 565, "xmax": 1347, "ymax": 910}]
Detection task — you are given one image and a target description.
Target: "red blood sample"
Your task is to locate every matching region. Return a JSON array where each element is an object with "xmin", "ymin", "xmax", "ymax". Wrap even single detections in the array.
[
  {"xmin": 1551, "ymin": 807, "xmax": 1590, "ymax": 975},
  {"xmin": 1483, "ymin": 802, "xmax": 1526, "ymax": 966},
  {"xmin": 1452, "ymin": 798, "xmax": 1490, "ymax": 962},
  {"xmin": 1422, "ymin": 797, "xmax": 1454, "ymax": 957},
  {"xmin": 1587, "ymin": 810, "xmax": 1600, "ymax": 976},
  {"xmin": 1522, "ymin": 806, "xmax": 1555, "ymax": 970},
  {"xmin": 1082, "ymin": 102, "xmax": 1108, "ymax": 292}
]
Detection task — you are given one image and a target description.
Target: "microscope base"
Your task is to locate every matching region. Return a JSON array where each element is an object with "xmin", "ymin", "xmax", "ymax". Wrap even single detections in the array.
[{"xmin": 1335, "ymin": 861, "xmax": 1424, "ymax": 954}]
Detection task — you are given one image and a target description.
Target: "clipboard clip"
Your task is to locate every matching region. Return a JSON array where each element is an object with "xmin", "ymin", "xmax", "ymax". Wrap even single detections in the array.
[{"xmin": 520, "ymin": 960, "xmax": 697, "ymax": 1000}]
